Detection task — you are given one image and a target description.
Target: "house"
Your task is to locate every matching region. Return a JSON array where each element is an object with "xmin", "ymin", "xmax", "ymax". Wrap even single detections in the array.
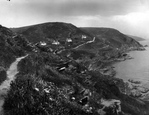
[
  {"xmin": 82, "ymin": 35, "xmax": 87, "ymax": 39},
  {"xmin": 40, "ymin": 41, "xmax": 47, "ymax": 46},
  {"xmin": 66, "ymin": 38, "xmax": 72, "ymax": 42},
  {"xmin": 52, "ymin": 40, "xmax": 60, "ymax": 45}
]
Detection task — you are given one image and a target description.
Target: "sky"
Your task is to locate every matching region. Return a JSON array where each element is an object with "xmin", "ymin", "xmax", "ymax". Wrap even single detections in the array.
[{"xmin": 0, "ymin": 0, "xmax": 149, "ymax": 39}]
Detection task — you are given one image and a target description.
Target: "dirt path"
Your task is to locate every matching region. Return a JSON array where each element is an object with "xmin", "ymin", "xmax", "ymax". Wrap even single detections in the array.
[{"xmin": 0, "ymin": 55, "xmax": 28, "ymax": 114}]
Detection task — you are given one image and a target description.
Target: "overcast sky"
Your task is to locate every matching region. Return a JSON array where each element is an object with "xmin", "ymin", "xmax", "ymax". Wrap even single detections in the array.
[{"xmin": 1, "ymin": 0, "xmax": 149, "ymax": 39}]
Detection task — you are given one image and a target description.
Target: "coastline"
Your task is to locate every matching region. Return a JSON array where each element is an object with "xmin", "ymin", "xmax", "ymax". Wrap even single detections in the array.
[{"xmin": 112, "ymin": 41, "xmax": 149, "ymax": 100}]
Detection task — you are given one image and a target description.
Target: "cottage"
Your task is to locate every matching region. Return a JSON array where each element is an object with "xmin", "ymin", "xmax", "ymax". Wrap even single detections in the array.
[
  {"xmin": 82, "ymin": 35, "xmax": 87, "ymax": 39},
  {"xmin": 52, "ymin": 40, "xmax": 60, "ymax": 45},
  {"xmin": 40, "ymin": 41, "xmax": 47, "ymax": 46},
  {"xmin": 66, "ymin": 38, "xmax": 72, "ymax": 42}
]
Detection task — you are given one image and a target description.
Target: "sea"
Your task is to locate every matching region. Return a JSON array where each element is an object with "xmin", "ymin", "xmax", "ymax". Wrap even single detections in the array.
[{"xmin": 114, "ymin": 40, "xmax": 149, "ymax": 88}]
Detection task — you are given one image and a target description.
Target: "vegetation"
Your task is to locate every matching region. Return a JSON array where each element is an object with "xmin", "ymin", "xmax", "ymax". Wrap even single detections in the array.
[{"xmin": 0, "ymin": 23, "xmax": 147, "ymax": 115}]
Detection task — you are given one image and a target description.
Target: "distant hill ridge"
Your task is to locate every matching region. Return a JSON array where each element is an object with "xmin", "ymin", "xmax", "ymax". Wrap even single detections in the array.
[
  {"xmin": 127, "ymin": 35, "xmax": 145, "ymax": 41},
  {"xmin": 10, "ymin": 22, "xmax": 93, "ymax": 43},
  {"xmin": 80, "ymin": 27, "xmax": 143, "ymax": 49},
  {"xmin": 11, "ymin": 23, "xmax": 143, "ymax": 51},
  {"xmin": 10, "ymin": 23, "xmax": 144, "ymax": 63}
]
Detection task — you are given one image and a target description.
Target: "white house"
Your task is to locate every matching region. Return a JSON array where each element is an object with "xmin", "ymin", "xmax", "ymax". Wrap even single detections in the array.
[
  {"xmin": 40, "ymin": 41, "xmax": 47, "ymax": 46},
  {"xmin": 52, "ymin": 40, "xmax": 60, "ymax": 45},
  {"xmin": 82, "ymin": 35, "xmax": 87, "ymax": 39},
  {"xmin": 66, "ymin": 38, "xmax": 72, "ymax": 42}
]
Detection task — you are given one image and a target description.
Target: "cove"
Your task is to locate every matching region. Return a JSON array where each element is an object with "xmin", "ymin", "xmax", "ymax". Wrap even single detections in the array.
[{"xmin": 114, "ymin": 40, "xmax": 149, "ymax": 88}]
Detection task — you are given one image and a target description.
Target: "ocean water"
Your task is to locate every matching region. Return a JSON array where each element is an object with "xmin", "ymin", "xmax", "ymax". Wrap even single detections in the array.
[{"xmin": 114, "ymin": 40, "xmax": 149, "ymax": 86}]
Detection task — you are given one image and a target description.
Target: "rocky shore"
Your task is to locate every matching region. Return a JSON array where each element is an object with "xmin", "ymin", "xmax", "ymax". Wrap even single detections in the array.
[
  {"xmin": 112, "ymin": 46, "xmax": 149, "ymax": 101},
  {"xmin": 118, "ymin": 79, "xmax": 149, "ymax": 100}
]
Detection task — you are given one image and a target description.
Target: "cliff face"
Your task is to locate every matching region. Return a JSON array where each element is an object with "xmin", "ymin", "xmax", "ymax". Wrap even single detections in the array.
[
  {"xmin": 11, "ymin": 22, "xmax": 92, "ymax": 45},
  {"xmin": 0, "ymin": 23, "xmax": 147, "ymax": 115}
]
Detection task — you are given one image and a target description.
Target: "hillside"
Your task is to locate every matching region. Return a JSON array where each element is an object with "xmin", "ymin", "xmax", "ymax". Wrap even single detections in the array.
[
  {"xmin": 10, "ymin": 23, "xmax": 145, "ymax": 80},
  {"xmin": 11, "ymin": 22, "xmax": 92, "ymax": 45},
  {"xmin": 12, "ymin": 25, "xmax": 143, "ymax": 50},
  {"xmin": 127, "ymin": 35, "xmax": 145, "ymax": 41},
  {"xmin": 80, "ymin": 27, "xmax": 143, "ymax": 50},
  {"xmin": 60, "ymin": 27, "xmax": 145, "ymax": 71},
  {"xmin": 0, "ymin": 25, "xmax": 33, "ymax": 84},
  {"xmin": 0, "ymin": 23, "xmax": 147, "ymax": 115},
  {"xmin": 11, "ymin": 24, "xmax": 145, "ymax": 66}
]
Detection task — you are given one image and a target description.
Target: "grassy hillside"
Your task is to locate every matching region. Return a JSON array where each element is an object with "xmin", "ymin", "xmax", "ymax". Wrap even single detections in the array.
[
  {"xmin": 0, "ymin": 23, "xmax": 147, "ymax": 115},
  {"xmin": 10, "ymin": 22, "xmax": 93, "ymax": 44},
  {"xmin": 4, "ymin": 52, "xmax": 149, "ymax": 115},
  {"xmin": 80, "ymin": 27, "xmax": 143, "ymax": 49},
  {"xmin": 0, "ymin": 25, "xmax": 33, "ymax": 84}
]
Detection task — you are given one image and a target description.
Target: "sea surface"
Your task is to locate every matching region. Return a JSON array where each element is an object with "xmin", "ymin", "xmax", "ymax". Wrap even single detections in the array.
[{"xmin": 114, "ymin": 40, "xmax": 149, "ymax": 87}]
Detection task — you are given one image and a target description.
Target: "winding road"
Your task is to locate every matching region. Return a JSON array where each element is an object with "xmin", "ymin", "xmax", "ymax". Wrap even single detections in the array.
[{"xmin": 73, "ymin": 37, "xmax": 96, "ymax": 49}]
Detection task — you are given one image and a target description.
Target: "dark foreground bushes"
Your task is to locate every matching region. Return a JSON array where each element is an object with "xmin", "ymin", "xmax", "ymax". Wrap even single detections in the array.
[
  {"xmin": 3, "ymin": 52, "xmax": 149, "ymax": 115},
  {"xmin": 3, "ymin": 74, "xmax": 93, "ymax": 115}
]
